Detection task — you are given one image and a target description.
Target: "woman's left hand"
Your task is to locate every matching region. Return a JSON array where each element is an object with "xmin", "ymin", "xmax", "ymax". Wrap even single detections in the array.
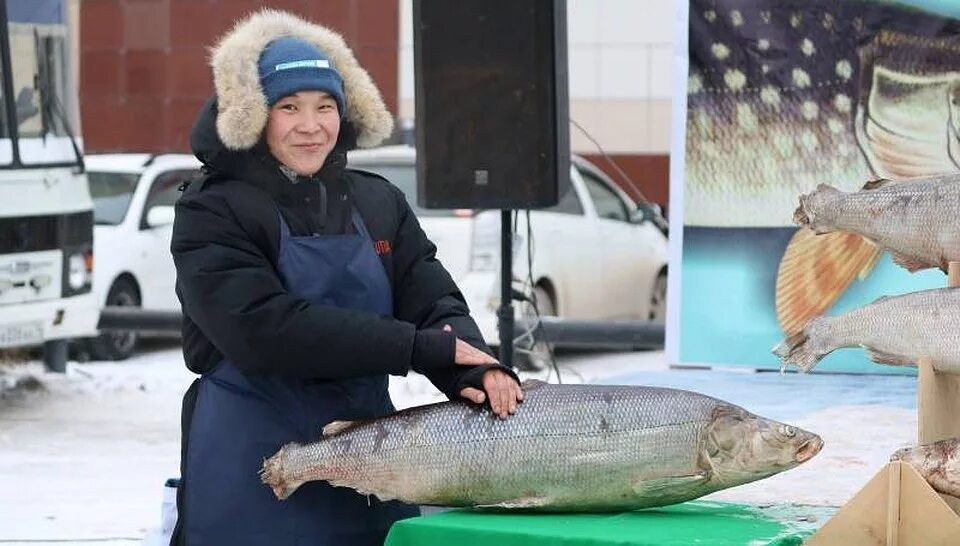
[{"xmin": 459, "ymin": 368, "xmax": 524, "ymax": 419}]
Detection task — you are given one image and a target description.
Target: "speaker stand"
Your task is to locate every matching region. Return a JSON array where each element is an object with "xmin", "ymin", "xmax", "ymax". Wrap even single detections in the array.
[{"xmin": 497, "ymin": 210, "xmax": 515, "ymax": 369}]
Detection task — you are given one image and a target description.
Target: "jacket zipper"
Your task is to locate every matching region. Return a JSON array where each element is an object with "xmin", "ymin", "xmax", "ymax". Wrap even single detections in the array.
[{"xmin": 313, "ymin": 180, "xmax": 327, "ymax": 236}]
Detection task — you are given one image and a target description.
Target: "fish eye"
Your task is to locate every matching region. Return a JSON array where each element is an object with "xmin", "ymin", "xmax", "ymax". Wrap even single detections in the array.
[{"xmin": 779, "ymin": 425, "xmax": 796, "ymax": 438}]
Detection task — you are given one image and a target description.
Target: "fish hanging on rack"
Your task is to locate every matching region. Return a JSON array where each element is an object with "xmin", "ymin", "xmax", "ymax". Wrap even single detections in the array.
[
  {"xmin": 792, "ymin": 173, "xmax": 960, "ymax": 273},
  {"xmin": 773, "ymin": 287, "xmax": 960, "ymax": 373}
]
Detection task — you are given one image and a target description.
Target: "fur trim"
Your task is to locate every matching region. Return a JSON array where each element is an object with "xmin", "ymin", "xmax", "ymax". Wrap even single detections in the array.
[{"xmin": 209, "ymin": 9, "xmax": 393, "ymax": 150}]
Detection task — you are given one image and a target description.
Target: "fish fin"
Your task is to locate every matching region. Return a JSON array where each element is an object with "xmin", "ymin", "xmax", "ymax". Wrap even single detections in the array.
[
  {"xmin": 815, "ymin": 183, "xmax": 842, "ymax": 194},
  {"xmin": 890, "ymin": 252, "xmax": 932, "ymax": 273},
  {"xmin": 862, "ymin": 178, "xmax": 892, "ymax": 190},
  {"xmin": 520, "ymin": 379, "xmax": 547, "ymax": 390},
  {"xmin": 632, "ymin": 472, "xmax": 710, "ymax": 497},
  {"xmin": 322, "ymin": 420, "xmax": 357, "ymax": 437},
  {"xmin": 857, "ymin": 246, "xmax": 882, "ymax": 281},
  {"xmin": 865, "ymin": 348, "xmax": 914, "ymax": 366},
  {"xmin": 775, "ymin": 228, "xmax": 882, "ymax": 336},
  {"xmin": 475, "ymin": 496, "xmax": 552, "ymax": 509}
]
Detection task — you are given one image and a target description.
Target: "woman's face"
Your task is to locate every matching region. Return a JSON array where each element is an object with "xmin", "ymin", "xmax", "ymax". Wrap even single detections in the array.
[{"xmin": 265, "ymin": 91, "xmax": 341, "ymax": 176}]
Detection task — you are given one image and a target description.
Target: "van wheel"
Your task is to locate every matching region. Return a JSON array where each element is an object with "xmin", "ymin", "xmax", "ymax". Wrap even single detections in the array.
[
  {"xmin": 514, "ymin": 285, "xmax": 556, "ymax": 371},
  {"xmin": 87, "ymin": 278, "xmax": 140, "ymax": 361},
  {"xmin": 648, "ymin": 271, "xmax": 667, "ymax": 322}
]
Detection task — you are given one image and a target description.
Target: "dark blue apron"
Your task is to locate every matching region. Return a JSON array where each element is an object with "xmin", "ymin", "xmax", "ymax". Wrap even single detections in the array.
[{"xmin": 181, "ymin": 207, "xmax": 419, "ymax": 545}]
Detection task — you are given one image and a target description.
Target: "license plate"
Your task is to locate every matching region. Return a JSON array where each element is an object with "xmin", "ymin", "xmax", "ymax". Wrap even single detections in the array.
[{"xmin": 0, "ymin": 321, "xmax": 44, "ymax": 348}]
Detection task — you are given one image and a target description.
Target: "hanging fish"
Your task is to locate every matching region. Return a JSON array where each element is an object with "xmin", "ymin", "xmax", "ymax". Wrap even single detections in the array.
[
  {"xmin": 773, "ymin": 287, "xmax": 960, "ymax": 373},
  {"xmin": 793, "ymin": 174, "xmax": 960, "ymax": 273}
]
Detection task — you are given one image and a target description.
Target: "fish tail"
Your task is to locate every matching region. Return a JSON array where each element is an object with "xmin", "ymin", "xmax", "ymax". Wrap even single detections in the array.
[
  {"xmin": 793, "ymin": 196, "xmax": 812, "ymax": 227},
  {"xmin": 260, "ymin": 443, "xmax": 307, "ymax": 500},
  {"xmin": 794, "ymin": 184, "xmax": 842, "ymax": 233},
  {"xmin": 772, "ymin": 328, "xmax": 828, "ymax": 373}
]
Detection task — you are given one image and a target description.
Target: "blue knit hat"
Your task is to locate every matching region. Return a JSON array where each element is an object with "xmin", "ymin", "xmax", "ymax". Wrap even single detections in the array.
[{"xmin": 257, "ymin": 37, "xmax": 346, "ymax": 115}]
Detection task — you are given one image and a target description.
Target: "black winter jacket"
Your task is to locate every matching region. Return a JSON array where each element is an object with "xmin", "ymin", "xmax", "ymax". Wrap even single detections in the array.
[{"xmin": 171, "ymin": 97, "xmax": 498, "ymax": 399}]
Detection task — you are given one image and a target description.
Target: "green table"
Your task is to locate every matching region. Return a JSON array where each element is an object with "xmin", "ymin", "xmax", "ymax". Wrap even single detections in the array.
[{"xmin": 385, "ymin": 502, "xmax": 828, "ymax": 546}]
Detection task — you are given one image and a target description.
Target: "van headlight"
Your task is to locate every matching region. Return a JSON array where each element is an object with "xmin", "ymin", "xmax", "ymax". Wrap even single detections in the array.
[{"xmin": 68, "ymin": 252, "xmax": 87, "ymax": 289}]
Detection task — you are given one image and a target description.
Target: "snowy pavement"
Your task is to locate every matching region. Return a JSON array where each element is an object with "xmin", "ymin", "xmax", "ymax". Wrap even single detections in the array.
[{"xmin": 0, "ymin": 342, "xmax": 919, "ymax": 544}]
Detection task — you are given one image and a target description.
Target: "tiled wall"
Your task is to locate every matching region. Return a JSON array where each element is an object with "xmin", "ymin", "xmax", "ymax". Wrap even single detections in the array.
[{"xmin": 79, "ymin": 0, "xmax": 398, "ymax": 153}]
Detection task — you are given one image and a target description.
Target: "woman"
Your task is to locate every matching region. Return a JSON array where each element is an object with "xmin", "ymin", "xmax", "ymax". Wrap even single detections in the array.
[{"xmin": 170, "ymin": 10, "xmax": 523, "ymax": 545}]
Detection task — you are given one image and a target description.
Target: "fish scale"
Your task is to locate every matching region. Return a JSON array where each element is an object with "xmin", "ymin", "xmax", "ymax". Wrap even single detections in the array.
[{"xmin": 261, "ymin": 381, "xmax": 821, "ymax": 512}]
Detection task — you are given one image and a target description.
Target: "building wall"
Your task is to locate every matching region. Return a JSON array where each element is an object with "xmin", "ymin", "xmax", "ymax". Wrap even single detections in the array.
[
  {"xmin": 80, "ymin": 0, "xmax": 674, "ymax": 205},
  {"xmin": 398, "ymin": 0, "xmax": 675, "ymax": 205},
  {"xmin": 79, "ymin": 0, "xmax": 398, "ymax": 153}
]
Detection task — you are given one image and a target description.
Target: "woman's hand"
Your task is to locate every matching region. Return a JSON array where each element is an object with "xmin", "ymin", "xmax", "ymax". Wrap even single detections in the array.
[
  {"xmin": 459, "ymin": 368, "xmax": 524, "ymax": 419},
  {"xmin": 443, "ymin": 325, "xmax": 524, "ymax": 419},
  {"xmin": 452, "ymin": 336, "xmax": 500, "ymax": 366}
]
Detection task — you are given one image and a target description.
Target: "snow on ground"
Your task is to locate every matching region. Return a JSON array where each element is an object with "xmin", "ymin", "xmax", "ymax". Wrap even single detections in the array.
[{"xmin": 0, "ymin": 342, "xmax": 920, "ymax": 544}]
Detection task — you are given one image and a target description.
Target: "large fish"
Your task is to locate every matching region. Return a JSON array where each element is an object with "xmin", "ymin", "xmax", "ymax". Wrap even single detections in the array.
[
  {"xmin": 793, "ymin": 175, "xmax": 960, "ymax": 273},
  {"xmin": 773, "ymin": 287, "xmax": 960, "ymax": 373},
  {"xmin": 891, "ymin": 437, "xmax": 960, "ymax": 498},
  {"xmin": 260, "ymin": 380, "xmax": 822, "ymax": 511}
]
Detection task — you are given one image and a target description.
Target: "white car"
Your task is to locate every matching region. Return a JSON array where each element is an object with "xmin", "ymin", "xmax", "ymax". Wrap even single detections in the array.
[
  {"xmin": 347, "ymin": 146, "xmax": 668, "ymax": 368},
  {"xmin": 85, "ymin": 153, "xmax": 201, "ymax": 360},
  {"xmin": 82, "ymin": 148, "xmax": 668, "ymax": 364}
]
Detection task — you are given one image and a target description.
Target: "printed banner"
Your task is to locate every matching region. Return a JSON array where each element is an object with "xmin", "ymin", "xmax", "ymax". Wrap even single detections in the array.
[{"xmin": 675, "ymin": 0, "xmax": 960, "ymax": 372}]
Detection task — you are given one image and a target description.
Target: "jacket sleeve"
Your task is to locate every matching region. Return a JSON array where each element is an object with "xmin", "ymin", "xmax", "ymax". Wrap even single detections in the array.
[
  {"xmin": 171, "ymin": 186, "xmax": 450, "ymax": 379},
  {"xmin": 414, "ymin": 296, "xmax": 511, "ymax": 400},
  {"xmin": 388, "ymin": 189, "xmax": 511, "ymax": 399}
]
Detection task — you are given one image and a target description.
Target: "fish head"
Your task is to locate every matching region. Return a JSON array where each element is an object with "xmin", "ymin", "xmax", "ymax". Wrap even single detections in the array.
[
  {"xmin": 702, "ymin": 405, "xmax": 823, "ymax": 487},
  {"xmin": 890, "ymin": 438, "xmax": 959, "ymax": 465},
  {"xmin": 889, "ymin": 445, "xmax": 913, "ymax": 462},
  {"xmin": 795, "ymin": 184, "xmax": 843, "ymax": 234}
]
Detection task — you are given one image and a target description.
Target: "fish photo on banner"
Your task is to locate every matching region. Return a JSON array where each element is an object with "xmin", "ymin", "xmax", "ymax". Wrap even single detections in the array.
[{"xmin": 675, "ymin": 0, "xmax": 960, "ymax": 372}]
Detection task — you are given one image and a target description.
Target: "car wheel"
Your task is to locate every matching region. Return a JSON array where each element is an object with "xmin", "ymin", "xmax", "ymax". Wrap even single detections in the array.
[
  {"xmin": 515, "ymin": 285, "xmax": 556, "ymax": 371},
  {"xmin": 648, "ymin": 271, "xmax": 667, "ymax": 322},
  {"xmin": 87, "ymin": 277, "xmax": 141, "ymax": 361}
]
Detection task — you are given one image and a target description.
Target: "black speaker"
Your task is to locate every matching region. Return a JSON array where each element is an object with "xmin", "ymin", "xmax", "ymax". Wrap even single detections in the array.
[{"xmin": 413, "ymin": 0, "xmax": 569, "ymax": 210}]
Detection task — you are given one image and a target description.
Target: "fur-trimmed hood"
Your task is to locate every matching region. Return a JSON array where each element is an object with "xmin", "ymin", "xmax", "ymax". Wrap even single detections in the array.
[{"xmin": 209, "ymin": 9, "xmax": 393, "ymax": 150}]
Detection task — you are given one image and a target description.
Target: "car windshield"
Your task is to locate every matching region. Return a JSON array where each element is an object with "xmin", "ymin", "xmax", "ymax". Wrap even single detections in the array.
[
  {"xmin": 349, "ymin": 163, "xmax": 463, "ymax": 218},
  {"xmin": 88, "ymin": 171, "xmax": 140, "ymax": 225}
]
